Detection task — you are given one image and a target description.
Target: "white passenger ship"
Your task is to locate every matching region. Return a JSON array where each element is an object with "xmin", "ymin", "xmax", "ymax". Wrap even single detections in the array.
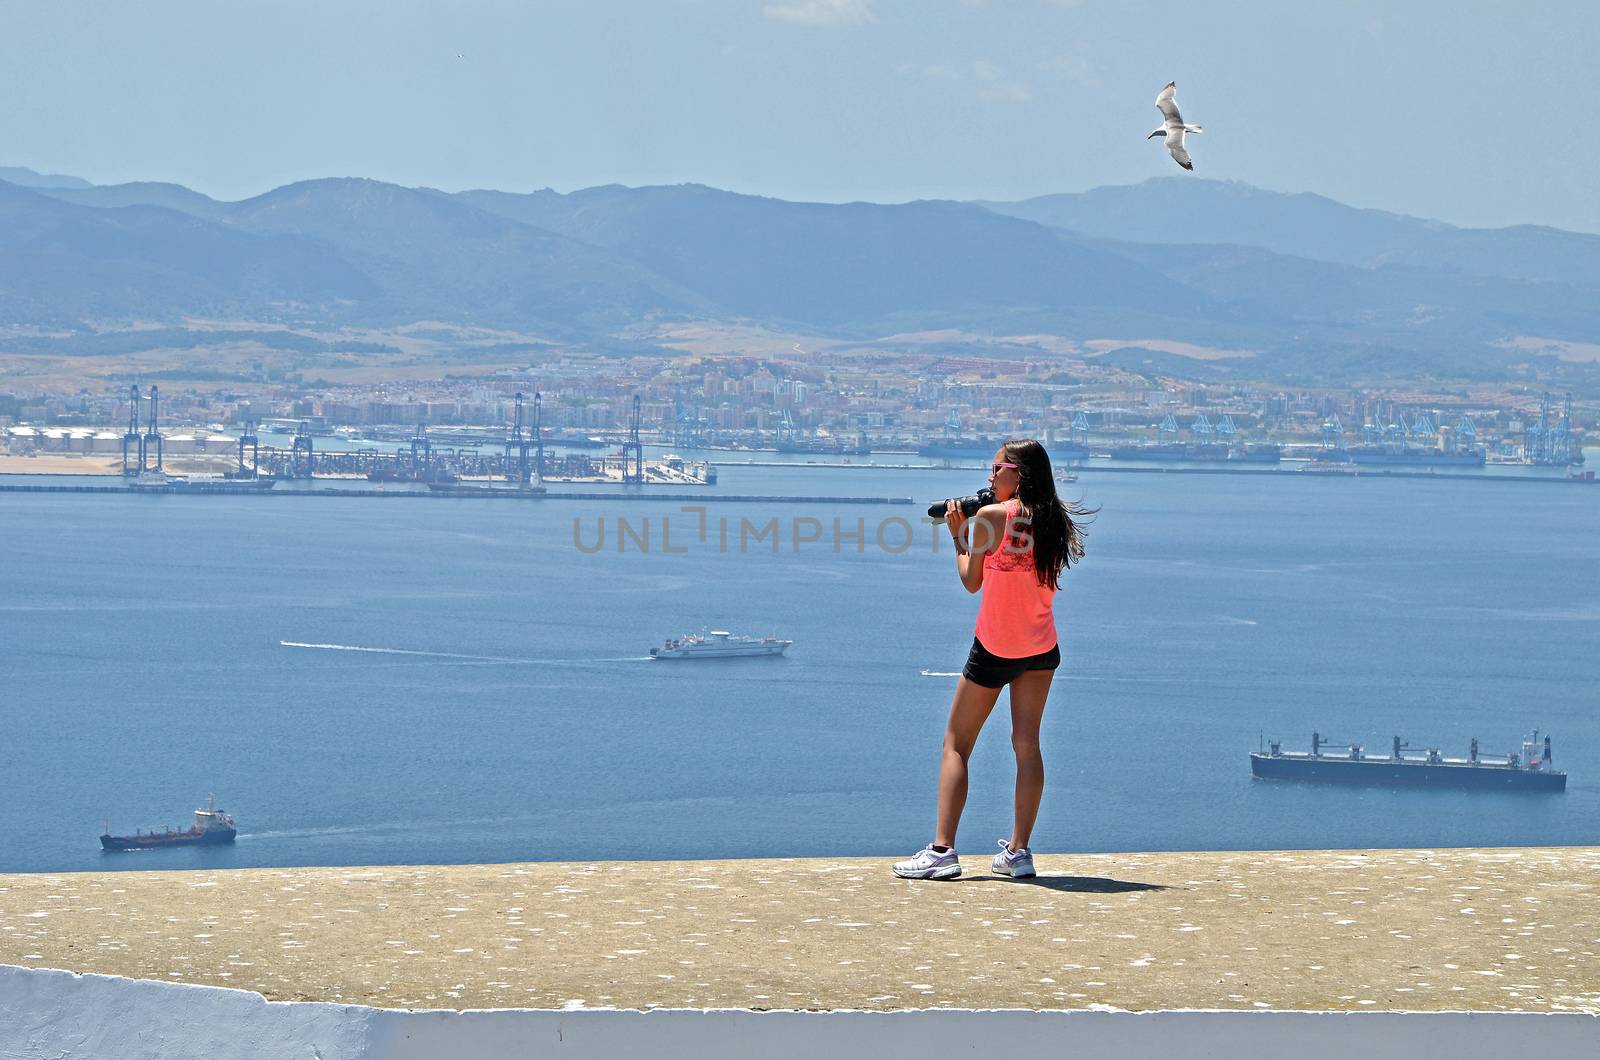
[{"xmin": 649, "ymin": 631, "xmax": 792, "ymax": 659}]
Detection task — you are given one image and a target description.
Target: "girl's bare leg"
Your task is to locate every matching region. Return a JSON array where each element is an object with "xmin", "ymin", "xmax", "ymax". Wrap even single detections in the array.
[
  {"xmin": 1007, "ymin": 668, "xmax": 1054, "ymax": 851},
  {"xmin": 935, "ymin": 677, "xmax": 1004, "ymax": 849}
]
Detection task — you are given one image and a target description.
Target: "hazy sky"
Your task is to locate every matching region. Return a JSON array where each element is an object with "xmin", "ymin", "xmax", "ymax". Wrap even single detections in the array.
[{"xmin": 3, "ymin": 1, "xmax": 1597, "ymax": 232}]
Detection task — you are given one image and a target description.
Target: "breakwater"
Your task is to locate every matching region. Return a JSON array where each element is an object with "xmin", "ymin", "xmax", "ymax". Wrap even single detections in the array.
[
  {"xmin": 716, "ymin": 460, "xmax": 1593, "ymax": 485},
  {"xmin": 0, "ymin": 483, "xmax": 913, "ymax": 504}
]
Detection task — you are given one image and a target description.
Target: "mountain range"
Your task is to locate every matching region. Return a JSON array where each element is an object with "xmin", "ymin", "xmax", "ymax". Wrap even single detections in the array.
[{"xmin": 2, "ymin": 165, "xmax": 1596, "ymax": 387}]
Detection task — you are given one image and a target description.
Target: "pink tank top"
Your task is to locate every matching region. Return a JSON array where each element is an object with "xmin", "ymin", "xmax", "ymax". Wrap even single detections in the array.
[{"xmin": 974, "ymin": 498, "xmax": 1058, "ymax": 658}]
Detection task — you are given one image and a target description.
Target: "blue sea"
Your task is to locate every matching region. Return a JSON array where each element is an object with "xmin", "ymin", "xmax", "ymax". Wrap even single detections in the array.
[{"xmin": 2, "ymin": 460, "xmax": 1597, "ymax": 873}]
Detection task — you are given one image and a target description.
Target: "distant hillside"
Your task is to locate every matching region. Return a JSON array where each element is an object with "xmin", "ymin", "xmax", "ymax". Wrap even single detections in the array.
[
  {"xmin": 35, "ymin": 181, "xmax": 229, "ymax": 221},
  {"xmin": 459, "ymin": 184, "xmax": 1207, "ymax": 333},
  {"xmin": 980, "ymin": 178, "xmax": 1600, "ymax": 289},
  {"xmin": 0, "ymin": 166, "xmax": 93, "ymax": 190},
  {"xmin": 1091, "ymin": 236, "xmax": 1600, "ymax": 374},
  {"xmin": 0, "ymin": 169, "xmax": 1595, "ymax": 387},
  {"xmin": 0, "ymin": 180, "xmax": 373, "ymax": 325},
  {"xmin": 224, "ymin": 178, "xmax": 712, "ymax": 334}
]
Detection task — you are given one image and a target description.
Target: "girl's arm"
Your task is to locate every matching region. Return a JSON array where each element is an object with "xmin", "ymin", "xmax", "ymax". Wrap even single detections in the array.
[{"xmin": 947, "ymin": 501, "xmax": 1009, "ymax": 595}]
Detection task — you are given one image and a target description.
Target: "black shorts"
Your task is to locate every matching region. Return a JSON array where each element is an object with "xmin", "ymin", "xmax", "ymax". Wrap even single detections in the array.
[{"xmin": 961, "ymin": 637, "xmax": 1060, "ymax": 689}]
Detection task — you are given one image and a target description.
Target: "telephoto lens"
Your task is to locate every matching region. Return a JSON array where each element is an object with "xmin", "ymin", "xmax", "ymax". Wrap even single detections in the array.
[{"xmin": 926, "ymin": 486, "xmax": 995, "ymax": 522}]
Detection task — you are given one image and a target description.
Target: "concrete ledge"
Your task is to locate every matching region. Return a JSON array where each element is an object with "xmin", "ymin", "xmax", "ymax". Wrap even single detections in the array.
[
  {"xmin": 4, "ymin": 967, "xmax": 1598, "ymax": 1060},
  {"xmin": 2, "ymin": 848, "xmax": 1597, "ymax": 1013}
]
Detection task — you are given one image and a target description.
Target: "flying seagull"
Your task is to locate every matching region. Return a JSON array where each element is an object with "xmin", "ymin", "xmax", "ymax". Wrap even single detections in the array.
[{"xmin": 1148, "ymin": 81, "xmax": 1202, "ymax": 171}]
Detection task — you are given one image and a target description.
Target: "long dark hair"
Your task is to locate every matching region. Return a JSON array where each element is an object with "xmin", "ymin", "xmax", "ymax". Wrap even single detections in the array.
[{"xmin": 1001, "ymin": 438, "xmax": 1094, "ymax": 591}]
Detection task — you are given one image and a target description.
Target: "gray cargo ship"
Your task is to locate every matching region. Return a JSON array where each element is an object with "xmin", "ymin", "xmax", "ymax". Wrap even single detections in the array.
[
  {"xmin": 100, "ymin": 796, "xmax": 238, "ymax": 851},
  {"xmin": 1251, "ymin": 731, "xmax": 1565, "ymax": 791},
  {"xmin": 1314, "ymin": 446, "xmax": 1487, "ymax": 467},
  {"xmin": 1109, "ymin": 442, "xmax": 1231, "ymax": 461},
  {"xmin": 919, "ymin": 438, "xmax": 1089, "ymax": 462}
]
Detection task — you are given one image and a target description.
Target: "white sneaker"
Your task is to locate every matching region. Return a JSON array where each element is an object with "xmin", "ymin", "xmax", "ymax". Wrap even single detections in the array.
[
  {"xmin": 992, "ymin": 839, "xmax": 1036, "ymax": 878},
  {"xmin": 893, "ymin": 844, "xmax": 961, "ymax": 880}
]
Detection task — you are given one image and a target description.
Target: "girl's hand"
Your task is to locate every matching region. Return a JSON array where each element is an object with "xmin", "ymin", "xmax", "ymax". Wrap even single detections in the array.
[{"xmin": 946, "ymin": 499, "xmax": 968, "ymax": 547}]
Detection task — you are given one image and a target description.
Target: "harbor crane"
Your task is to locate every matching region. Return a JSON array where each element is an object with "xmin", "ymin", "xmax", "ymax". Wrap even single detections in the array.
[
  {"xmin": 1525, "ymin": 394, "xmax": 1549, "ymax": 462},
  {"xmin": 121, "ymin": 384, "xmax": 143, "ymax": 475},
  {"xmin": 290, "ymin": 421, "xmax": 315, "ymax": 479},
  {"xmin": 670, "ymin": 385, "xmax": 706, "ymax": 450},
  {"xmin": 237, "ymin": 416, "xmax": 260, "ymax": 478},
  {"xmin": 533, "ymin": 392, "xmax": 546, "ymax": 483},
  {"xmin": 1159, "ymin": 412, "xmax": 1180, "ymax": 441},
  {"xmin": 1519, "ymin": 392, "xmax": 1575, "ymax": 464},
  {"xmin": 691, "ymin": 402, "xmax": 708, "ymax": 448},
  {"xmin": 1190, "ymin": 413, "xmax": 1214, "ymax": 442},
  {"xmin": 141, "ymin": 386, "xmax": 164, "ymax": 472},
  {"xmin": 505, "ymin": 392, "xmax": 533, "ymax": 485},
  {"xmin": 621, "ymin": 395, "xmax": 645, "ymax": 484},
  {"xmin": 1549, "ymin": 393, "xmax": 1574, "ymax": 464},
  {"xmin": 1070, "ymin": 411, "xmax": 1090, "ymax": 448},
  {"xmin": 407, "ymin": 419, "xmax": 431, "ymax": 474},
  {"xmin": 1321, "ymin": 413, "xmax": 1344, "ymax": 449}
]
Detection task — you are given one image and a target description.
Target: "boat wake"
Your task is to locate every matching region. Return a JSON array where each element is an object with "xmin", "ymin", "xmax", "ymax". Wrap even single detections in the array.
[
  {"xmin": 238, "ymin": 824, "xmax": 372, "ymax": 842},
  {"xmin": 279, "ymin": 641, "xmax": 650, "ymax": 665},
  {"xmin": 281, "ymin": 640, "xmax": 522, "ymax": 663},
  {"xmin": 920, "ymin": 670, "xmax": 962, "ymax": 677}
]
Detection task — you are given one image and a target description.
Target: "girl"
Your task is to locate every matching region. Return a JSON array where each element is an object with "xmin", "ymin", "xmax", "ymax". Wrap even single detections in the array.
[{"xmin": 893, "ymin": 439, "xmax": 1091, "ymax": 880}]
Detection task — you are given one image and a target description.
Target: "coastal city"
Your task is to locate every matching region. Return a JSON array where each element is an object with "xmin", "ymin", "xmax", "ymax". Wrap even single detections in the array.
[{"xmin": 0, "ymin": 344, "xmax": 1592, "ymax": 482}]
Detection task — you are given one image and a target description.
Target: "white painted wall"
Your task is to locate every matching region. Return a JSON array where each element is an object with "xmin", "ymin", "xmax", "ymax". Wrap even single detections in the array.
[
  {"xmin": 0, "ymin": 966, "xmax": 367, "ymax": 1058},
  {"xmin": 3, "ymin": 965, "xmax": 1596, "ymax": 1060}
]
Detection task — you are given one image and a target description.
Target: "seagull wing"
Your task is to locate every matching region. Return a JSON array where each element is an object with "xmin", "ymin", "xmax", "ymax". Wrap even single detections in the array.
[
  {"xmin": 1156, "ymin": 81, "xmax": 1184, "ymax": 125},
  {"xmin": 1166, "ymin": 128, "xmax": 1194, "ymax": 171}
]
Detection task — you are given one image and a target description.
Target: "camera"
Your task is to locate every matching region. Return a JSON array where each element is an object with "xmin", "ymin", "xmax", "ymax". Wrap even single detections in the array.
[{"xmin": 926, "ymin": 486, "xmax": 995, "ymax": 522}]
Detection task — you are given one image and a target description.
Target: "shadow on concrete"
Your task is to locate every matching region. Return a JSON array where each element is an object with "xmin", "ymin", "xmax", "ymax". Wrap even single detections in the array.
[{"xmin": 967, "ymin": 874, "xmax": 1169, "ymax": 893}]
